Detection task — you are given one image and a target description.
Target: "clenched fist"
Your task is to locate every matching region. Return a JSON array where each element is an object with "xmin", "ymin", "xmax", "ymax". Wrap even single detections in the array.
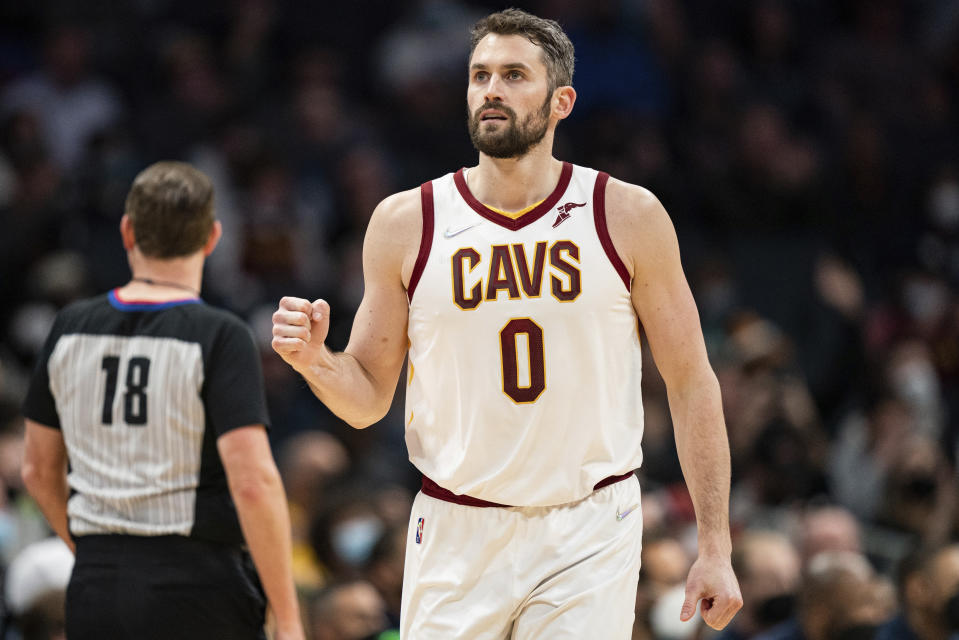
[
  {"xmin": 681, "ymin": 554, "xmax": 743, "ymax": 629},
  {"xmin": 271, "ymin": 297, "xmax": 331, "ymax": 375}
]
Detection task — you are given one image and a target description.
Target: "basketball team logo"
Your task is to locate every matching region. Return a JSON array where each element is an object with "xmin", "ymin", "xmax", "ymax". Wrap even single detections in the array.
[
  {"xmin": 552, "ymin": 201, "xmax": 585, "ymax": 228},
  {"xmin": 416, "ymin": 517, "xmax": 425, "ymax": 544}
]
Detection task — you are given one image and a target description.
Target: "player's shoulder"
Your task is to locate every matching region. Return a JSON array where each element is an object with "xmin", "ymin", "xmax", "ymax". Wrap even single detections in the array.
[
  {"xmin": 596, "ymin": 174, "xmax": 677, "ymax": 273},
  {"xmin": 601, "ymin": 174, "xmax": 673, "ymax": 237},
  {"xmin": 365, "ymin": 186, "xmax": 425, "ymax": 258},
  {"xmin": 602, "ymin": 175, "xmax": 666, "ymax": 220},
  {"xmin": 371, "ymin": 186, "xmax": 423, "ymax": 226}
]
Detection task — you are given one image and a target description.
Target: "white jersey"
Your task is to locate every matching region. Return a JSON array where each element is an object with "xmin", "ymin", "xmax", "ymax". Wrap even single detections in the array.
[{"xmin": 405, "ymin": 162, "xmax": 644, "ymax": 507}]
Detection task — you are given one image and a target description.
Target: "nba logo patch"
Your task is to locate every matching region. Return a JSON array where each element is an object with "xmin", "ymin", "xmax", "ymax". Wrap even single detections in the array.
[{"xmin": 415, "ymin": 517, "xmax": 425, "ymax": 544}]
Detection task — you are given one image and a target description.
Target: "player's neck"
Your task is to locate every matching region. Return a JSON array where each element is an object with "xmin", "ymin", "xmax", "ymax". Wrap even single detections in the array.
[
  {"xmin": 470, "ymin": 147, "xmax": 563, "ymax": 213},
  {"xmin": 120, "ymin": 251, "xmax": 204, "ymax": 301}
]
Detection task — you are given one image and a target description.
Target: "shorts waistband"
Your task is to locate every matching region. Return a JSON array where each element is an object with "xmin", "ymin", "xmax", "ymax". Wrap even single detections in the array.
[
  {"xmin": 420, "ymin": 471, "xmax": 636, "ymax": 508},
  {"xmin": 74, "ymin": 534, "xmax": 243, "ymax": 556}
]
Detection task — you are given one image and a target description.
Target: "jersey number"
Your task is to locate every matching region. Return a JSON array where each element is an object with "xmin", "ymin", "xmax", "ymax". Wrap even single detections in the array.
[
  {"xmin": 101, "ymin": 356, "xmax": 151, "ymax": 426},
  {"xmin": 500, "ymin": 319, "xmax": 545, "ymax": 403}
]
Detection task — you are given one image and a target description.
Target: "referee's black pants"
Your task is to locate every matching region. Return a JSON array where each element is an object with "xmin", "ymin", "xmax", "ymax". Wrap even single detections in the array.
[{"xmin": 67, "ymin": 534, "xmax": 267, "ymax": 640}]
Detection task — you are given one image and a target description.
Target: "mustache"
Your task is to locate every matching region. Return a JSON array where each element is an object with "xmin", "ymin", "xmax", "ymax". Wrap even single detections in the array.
[{"xmin": 472, "ymin": 102, "xmax": 517, "ymax": 121}]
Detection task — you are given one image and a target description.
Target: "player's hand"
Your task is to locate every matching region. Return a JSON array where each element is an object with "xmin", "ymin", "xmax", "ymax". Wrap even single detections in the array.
[
  {"xmin": 271, "ymin": 296, "xmax": 331, "ymax": 374},
  {"xmin": 680, "ymin": 553, "xmax": 742, "ymax": 629}
]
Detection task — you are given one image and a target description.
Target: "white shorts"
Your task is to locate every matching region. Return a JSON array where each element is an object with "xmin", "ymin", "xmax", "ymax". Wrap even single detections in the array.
[{"xmin": 400, "ymin": 475, "xmax": 643, "ymax": 639}]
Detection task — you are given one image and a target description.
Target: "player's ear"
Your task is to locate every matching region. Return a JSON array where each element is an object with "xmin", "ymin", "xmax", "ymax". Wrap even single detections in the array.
[
  {"xmin": 120, "ymin": 214, "xmax": 136, "ymax": 251},
  {"xmin": 203, "ymin": 220, "xmax": 223, "ymax": 256},
  {"xmin": 552, "ymin": 85, "xmax": 576, "ymax": 120}
]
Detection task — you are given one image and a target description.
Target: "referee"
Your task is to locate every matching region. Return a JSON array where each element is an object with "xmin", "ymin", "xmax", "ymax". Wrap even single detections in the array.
[{"xmin": 20, "ymin": 161, "xmax": 305, "ymax": 640}]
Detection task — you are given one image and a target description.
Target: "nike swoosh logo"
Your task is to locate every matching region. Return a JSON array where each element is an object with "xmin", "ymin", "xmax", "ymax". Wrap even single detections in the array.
[
  {"xmin": 616, "ymin": 504, "xmax": 638, "ymax": 521},
  {"xmin": 443, "ymin": 222, "xmax": 482, "ymax": 238}
]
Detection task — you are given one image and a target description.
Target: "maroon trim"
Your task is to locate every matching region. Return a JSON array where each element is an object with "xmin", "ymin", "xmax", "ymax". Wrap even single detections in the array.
[
  {"xmin": 453, "ymin": 162, "xmax": 573, "ymax": 231},
  {"xmin": 592, "ymin": 172, "xmax": 631, "ymax": 291},
  {"xmin": 407, "ymin": 181, "xmax": 435, "ymax": 302},
  {"xmin": 593, "ymin": 471, "xmax": 636, "ymax": 491},
  {"xmin": 421, "ymin": 471, "xmax": 635, "ymax": 508},
  {"xmin": 421, "ymin": 476, "xmax": 508, "ymax": 507}
]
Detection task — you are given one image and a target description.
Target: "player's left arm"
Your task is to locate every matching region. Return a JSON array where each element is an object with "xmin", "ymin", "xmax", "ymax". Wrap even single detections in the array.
[
  {"xmin": 605, "ymin": 178, "xmax": 742, "ymax": 630},
  {"xmin": 21, "ymin": 419, "xmax": 74, "ymax": 553}
]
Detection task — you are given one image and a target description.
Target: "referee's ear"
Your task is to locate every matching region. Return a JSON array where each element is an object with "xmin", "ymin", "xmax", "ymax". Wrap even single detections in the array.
[
  {"xmin": 202, "ymin": 221, "xmax": 223, "ymax": 257},
  {"xmin": 120, "ymin": 214, "xmax": 136, "ymax": 251}
]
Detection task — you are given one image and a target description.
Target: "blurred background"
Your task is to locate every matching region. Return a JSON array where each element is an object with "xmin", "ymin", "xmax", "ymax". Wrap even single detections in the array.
[{"xmin": 0, "ymin": 0, "xmax": 957, "ymax": 638}]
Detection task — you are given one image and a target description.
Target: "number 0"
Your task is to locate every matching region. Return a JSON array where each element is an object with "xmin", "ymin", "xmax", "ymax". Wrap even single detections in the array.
[{"xmin": 500, "ymin": 319, "xmax": 545, "ymax": 403}]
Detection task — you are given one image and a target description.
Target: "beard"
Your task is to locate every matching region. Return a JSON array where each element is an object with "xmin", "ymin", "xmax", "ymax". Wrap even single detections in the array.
[{"xmin": 467, "ymin": 94, "xmax": 551, "ymax": 159}]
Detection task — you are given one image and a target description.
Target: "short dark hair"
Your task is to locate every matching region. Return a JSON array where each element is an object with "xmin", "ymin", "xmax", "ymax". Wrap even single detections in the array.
[
  {"xmin": 470, "ymin": 8, "xmax": 575, "ymax": 92},
  {"xmin": 125, "ymin": 161, "xmax": 215, "ymax": 258}
]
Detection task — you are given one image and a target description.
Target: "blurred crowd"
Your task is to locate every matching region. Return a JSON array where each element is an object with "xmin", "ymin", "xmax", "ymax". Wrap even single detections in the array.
[{"xmin": 0, "ymin": 0, "xmax": 957, "ymax": 638}]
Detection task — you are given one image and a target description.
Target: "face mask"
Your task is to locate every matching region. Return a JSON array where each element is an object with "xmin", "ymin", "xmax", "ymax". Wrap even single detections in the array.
[
  {"xmin": 829, "ymin": 623, "xmax": 879, "ymax": 640},
  {"xmin": 754, "ymin": 593, "xmax": 795, "ymax": 626},
  {"xmin": 929, "ymin": 180, "xmax": 959, "ymax": 231},
  {"xmin": 891, "ymin": 358, "xmax": 940, "ymax": 408},
  {"xmin": 900, "ymin": 473, "xmax": 938, "ymax": 501},
  {"xmin": 944, "ymin": 590, "xmax": 959, "ymax": 631},
  {"xmin": 331, "ymin": 516, "xmax": 383, "ymax": 567}
]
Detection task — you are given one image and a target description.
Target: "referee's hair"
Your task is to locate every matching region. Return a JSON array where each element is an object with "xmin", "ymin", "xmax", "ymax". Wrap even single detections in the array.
[{"xmin": 125, "ymin": 161, "xmax": 215, "ymax": 258}]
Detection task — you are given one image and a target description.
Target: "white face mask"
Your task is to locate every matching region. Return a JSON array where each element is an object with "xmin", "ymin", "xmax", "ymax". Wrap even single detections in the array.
[
  {"xmin": 929, "ymin": 180, "xmax": 959, "ymax": 231},
  {"xmin": 649, "ymin": 583, "xmax": 702, "ymax": 640},
  {"xmin": 891, "ymin": 358, "xmax": 940, "ymax": 410},
  {"xmin": 331, "ymin": 516, "xmax": 383, "ymax": 567}
]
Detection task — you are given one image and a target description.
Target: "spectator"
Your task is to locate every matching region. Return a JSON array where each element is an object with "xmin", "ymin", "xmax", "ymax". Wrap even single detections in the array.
[
  {"xmin": 0, "ymin": 23, "xmax": 123, "ymax": 171},
  {"xmin": 876, "ymin": 542, "xmax": 959, "ymax": 640},
  {"xmin": 797, "ymin": 504, "xmax": 862, "ymax": 566},
  {"xmin": 716, "ymin": 530, "xmax": 802, "ymax": 639},
  {"xmin": 756, "ymin": 551, "xmax": 893, "ymax": 640},
  {"xmin": 364, "ymin": 524, "xmax": 407, "ymax": 629},
  {"xmin": 308, "ymin": 579, "xmax": 390, "ymax": 640},
  {"xmin": 878, "ymin": 433, "xmax": 957, "ymax": 546}
]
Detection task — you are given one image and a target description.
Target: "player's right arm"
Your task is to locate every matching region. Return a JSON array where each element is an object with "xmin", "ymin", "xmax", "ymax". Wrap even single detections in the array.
[{"xmin": 272, "ymin": 189, "xmax": 421, "ymax": 428}]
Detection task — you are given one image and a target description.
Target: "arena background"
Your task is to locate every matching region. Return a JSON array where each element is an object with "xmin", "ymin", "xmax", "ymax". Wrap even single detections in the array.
[{"xmin": 0, "ymin": 1, "xmax": 957, "ymax": 638}]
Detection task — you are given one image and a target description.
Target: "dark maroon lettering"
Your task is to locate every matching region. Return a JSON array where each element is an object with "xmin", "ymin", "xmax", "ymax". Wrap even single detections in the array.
[
  {"xmin": 511, "ymin": 242, "xmax": 547, "ymax": 297},
  {"xmin": 549, "ymin": 241, "xmax": 581, "ymax": 301},
  {"xmin": 452, "ymin": 248, "xmax": 483, "ymax": 309},
  {"xmin": 500, "ymin": 318, "xmax": 546, "ymax": 403},
  {"xmin": 486, "ymin": 245, "xmax": 521, "ymax": 300}
]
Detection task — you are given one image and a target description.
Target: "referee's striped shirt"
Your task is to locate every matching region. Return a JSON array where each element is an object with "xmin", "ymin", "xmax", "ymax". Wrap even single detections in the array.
[{"xmin": 23, "ymin": 290, "xmax": 270, "ymax": 546}]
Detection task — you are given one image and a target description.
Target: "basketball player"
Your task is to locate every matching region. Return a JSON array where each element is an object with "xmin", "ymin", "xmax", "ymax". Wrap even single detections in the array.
[
  {"xmin": 272, "ymin": 9, "xmax": 741, "ymax": 637},
  {"xmin": 22, "ymin": 162, "xmax": 304, "ymax": 640}
]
